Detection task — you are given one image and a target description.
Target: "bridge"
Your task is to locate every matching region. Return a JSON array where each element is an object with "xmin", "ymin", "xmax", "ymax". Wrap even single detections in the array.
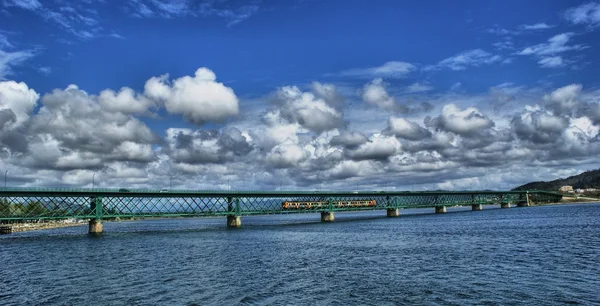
[{"xmin": 0, "ymin": 188, "xmax": 562, "ymax": 234}]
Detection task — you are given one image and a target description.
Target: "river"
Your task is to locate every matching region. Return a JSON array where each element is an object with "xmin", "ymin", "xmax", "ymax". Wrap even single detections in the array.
[{"xmin": 1, "ymin": 203, "xmax": 599, "ymax": 305}]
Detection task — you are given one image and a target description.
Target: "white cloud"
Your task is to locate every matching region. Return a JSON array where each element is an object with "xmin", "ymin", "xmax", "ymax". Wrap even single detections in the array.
[
  {"xmin": 428, "ymin": 104, "xmax": 494, "ymax": 136},
  {"xmin": 3, "ymin": 0, "xmax": 42, "ymax": 10},
  {"xmin": 3, "ymin": 0, "xmax": 103, "ymax": 40},
  {"xmin": 38, "ymin": 66, "xmax": 51, "ymax": 75},
  {"xmin": 0, "ymin": 49, "xmax": 36, "ymax": 79},
  {"xmin": 2, "ymin": 74, "xmax": 600, "ymax": 191},
  {"xmin": 538, "ymin": 56, "xmax": 564, "ymax": 68},
  {"xmin": 520, "ymin": 23, "xmax": 553, "ymax": 30},
  {"xmin": 517, "ymin": 32, "xmax": 585, "ymax": 56},
  {"xmin": 405, "ymin": 82, "xmax": 433, "ymax": 93},
  {"xmin": 565, "ymin": 2, "xmax": 600, "ymax": 27},
  {"xmin": 544, "ymin": 84, "xmax": 582, "ymax": 115},
  {"xmin": 267, "ymin": 140, "xmax": 309, "ymax": 168},
  {"xmin": 0, "ymin": 34, "xmax": 13, "ymax": 49},
  {"xmin": 26, "ymin": 84, "xmax": 157, "ymax": 169},
  {"xmin": 0, "ymin": 80, "xmax": 39, "ymax": 128},
  {"xmin": 338, "ymin": 61, "xmax": 416, "ymax": 78},
  {"xmin": 345, "ymin": 135, "xmax": 400, "ymax": 161},
  {"xmin": 125, "ymin": 1, "xmax": 259, "ymax": 26},
  {"xmin": 144, "ymin": 67, "xmax": 239, "ymax": 125},
  {"xmin": 330, "ymin": 130, "xmax": 368, "ymax": 148},
  {"xmin": 387, "ymin": 117, "xmax": 431, "ymax": 140},
  {"xmin": 273, "ymin": 85, "xmax": 342, "ymax": 134},
  {"xmin": 517, "ymin": 33, "xmax": 585, "ymax": 68},
  {"xmin": 429, "ymin": 49, "xmax": 501, "ymax": 71},
  {"xmin": 99, "ymin": 87, "xmax": 154, "ymax": 114},
  {"xmin": 362, "ymin": 78, "xmax": 397, "ymax": 111}
]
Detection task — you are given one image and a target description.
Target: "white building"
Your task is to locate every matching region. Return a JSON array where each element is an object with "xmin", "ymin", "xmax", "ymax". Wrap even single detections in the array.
[{"xmin": 558, "ymin": 185, "xmax": 574, "ymax": 193}]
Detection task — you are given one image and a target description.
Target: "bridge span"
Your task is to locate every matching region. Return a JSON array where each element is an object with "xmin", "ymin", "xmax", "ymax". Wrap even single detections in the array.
[{"xmin": 0, "ymin": 189, "xmax": 562, "ymax": 234}]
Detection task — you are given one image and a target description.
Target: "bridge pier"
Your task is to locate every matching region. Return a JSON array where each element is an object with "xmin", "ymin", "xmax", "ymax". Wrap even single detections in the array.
[
  {"xmin": 227, "ymin": 215, "xmax": 241, "ymax": 228},
  {"xmin": 88, "ymin": 219, "xmax": 103, "ymax": 235},
  {"xmin": 435, "ymin": 206, "xmax": 446, "ymax": 214},
  {"xmin": 387, "ymin": 208, "xmax": 400, "ymax": 217},
  {"xmin": 386, "ymin": 208, "xmax": 400, "ymax": 217},
  {"xmin": 472, "ymin": 204, "xmax": 483, "ymax": 211},
  {"xmin": 321, "ymin": 211, "xmax": 334, "ymax": 222},
  {"xmin": 517, "ymin": 202, "xmax": 530, "ymax": 207},
  {"xmin": 501, "ymin": 202, "xmax": 510, "ymax": 208}
]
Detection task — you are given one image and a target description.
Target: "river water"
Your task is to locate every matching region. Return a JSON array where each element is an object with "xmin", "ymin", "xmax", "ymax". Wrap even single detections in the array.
[{"xmin": 1, "ymin": 203, "xmax": 599, "ymax": 305}]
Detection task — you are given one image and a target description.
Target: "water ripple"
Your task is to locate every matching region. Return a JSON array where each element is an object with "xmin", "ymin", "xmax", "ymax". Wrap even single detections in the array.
[{"xmin": 1, "ymin": 204, "xmax": 599, "ymax": 305}]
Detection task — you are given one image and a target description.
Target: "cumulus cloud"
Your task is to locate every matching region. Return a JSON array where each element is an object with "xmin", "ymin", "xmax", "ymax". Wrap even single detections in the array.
[
  {"xmin": 144, "ymin": 68, "xmax": 239, "ymax": 125},
  {"xmin": 386, "ymin": 117, "xmax": 431, "ymax": 140},
  {"xmin": 512, "ymin": 105, "xmax": 568, "ymax": 144},
  {"xmin": 0, "ymin": 80, "xmax": 39, "ymax": 127},
  {"xmin": 344, "ymin": 135, "xmax": 400, "ymax": 161},
  {"xmin": 330, "ymin": 130, "xmax": 368, "ymax": 149},
  {"xmin": 2, "ymin": 71, "xmax": 600, "ymax": 191},
  {"xmin": 99, "ymin": 87, "xmax": 155, "ymax": 114},
  {"xmin": 165, "ymin": 127, "xmax": 253, "ymax": 166},
  {"xmin": 426, "ymin": 104, "xmax": 494, "ymax": 136},
  {"xmin": 338, "ymin": 61, "xmax": 416, "ymax": 78},
  {"xmin": 362, "ymin": 78, "xmax": 413, "ymax": 113},
  {"xmin": 544, "ymin": 84, "xmax": 582, "ymax": 115},
  {"xmin": 267, "ymin": 141, "xmax": 309, "ymax": 168},
  {"xmin": 24, "ymin": 84, "xmax": 157, "ymax": 169},
  {"xmin": 272, "ymin": 85, "xmax": 343, "ymax": 134}
]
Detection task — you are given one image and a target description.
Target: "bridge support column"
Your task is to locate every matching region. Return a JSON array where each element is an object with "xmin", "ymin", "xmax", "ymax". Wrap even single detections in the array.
[
  {"xmin": 88, "ymin": 219, "xmax": 103, "ymax": 235},
  {"xmin": 501, "ymin": 203, "xmax": 510, "ymax": 209},
  {"xmin": 387, "ymin": 208, "xmax": 400, "ymax": 217},
  {"xmin": 435, "ymin": 206, "xmax": 446, "ymax": 214},
  {"xmin": 227, "ymin": 215, "xmax": 241, "ymax": 228},
  {"xmin": 472, "ymin": 204, "xmax": 483, "ymax": 211},
  {"xmin": 321, "ymin": 211, "xmax": 334, "ymax": 222}
]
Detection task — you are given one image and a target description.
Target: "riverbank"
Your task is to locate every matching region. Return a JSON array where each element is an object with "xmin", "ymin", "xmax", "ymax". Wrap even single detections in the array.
[{"xmin": 1, "ymin": 221, "xmax": 86, "ymax": 234}]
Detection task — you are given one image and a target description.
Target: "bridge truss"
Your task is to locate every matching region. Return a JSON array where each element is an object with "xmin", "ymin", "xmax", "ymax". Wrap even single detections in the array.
[{"xmin": 0, "ymin": 189, "xmax": 562, "ymax": 223}]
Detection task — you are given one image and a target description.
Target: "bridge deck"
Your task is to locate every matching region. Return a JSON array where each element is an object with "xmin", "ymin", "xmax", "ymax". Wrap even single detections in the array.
[{"xmin": 0, "ymin": 189, "xmax": 563, "ymax": 221}]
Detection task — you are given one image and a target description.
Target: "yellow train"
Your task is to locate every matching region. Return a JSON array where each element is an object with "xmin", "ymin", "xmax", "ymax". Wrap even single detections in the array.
[{"xmin": 281, "ymin": 200, "xmax": 376, "ymax": 210}]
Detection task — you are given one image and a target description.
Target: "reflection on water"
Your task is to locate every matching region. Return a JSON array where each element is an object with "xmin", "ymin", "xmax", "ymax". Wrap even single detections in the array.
[{"xmin": 1, "ymin": 204, "xmax": 599, "ymax": 305}]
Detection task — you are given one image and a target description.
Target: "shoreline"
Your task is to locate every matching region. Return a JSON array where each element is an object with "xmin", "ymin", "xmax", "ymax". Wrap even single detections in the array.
[{"xmin": 4, "ymin": 222, "xmax": 86, "ymax": 234}]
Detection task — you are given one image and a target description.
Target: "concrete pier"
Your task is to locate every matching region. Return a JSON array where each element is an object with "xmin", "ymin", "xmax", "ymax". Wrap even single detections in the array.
[
  {"xmin": 227, "ymin": 215, "xmax": 241, "ymax": 227},
  {"xmin": 501, "ymin": 202, "xmax": 510, "ymax": 208},
  {"xmin": 88, "ymin": 219, "xmax": 103, "ymax": 235},
  {"xmin": 472, "ymin": 204, "xmax": 483, "ymax": 211},
  {"xmin": 321, "ymin": 211, "xmax": 335, "ymax": 222},
  {"xmin": 386, "ymin": 208, "xmax": 400, "ymax": 217},
  {"xmin": 435, "ymin": 206, "xmax": 447, "ymax": 214}
]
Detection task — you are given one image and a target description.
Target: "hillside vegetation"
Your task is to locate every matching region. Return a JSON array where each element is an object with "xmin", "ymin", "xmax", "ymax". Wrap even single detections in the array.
[{"xmin": 513, "ymin": 169, "xmax": 600, "ymax": 191}]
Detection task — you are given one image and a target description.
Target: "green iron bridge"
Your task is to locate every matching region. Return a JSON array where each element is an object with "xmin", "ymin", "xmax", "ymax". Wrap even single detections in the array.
[{"xmin": 0, "ymin": 188, "xmax": 562, "ymax": 234}]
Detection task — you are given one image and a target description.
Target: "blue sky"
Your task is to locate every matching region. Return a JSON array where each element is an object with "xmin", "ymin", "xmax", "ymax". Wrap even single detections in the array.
[{"xmin": 1, "ymin": 0, "xmax": 600, "ymax": 190}]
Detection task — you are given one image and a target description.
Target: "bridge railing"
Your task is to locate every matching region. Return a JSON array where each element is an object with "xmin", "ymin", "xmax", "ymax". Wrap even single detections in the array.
[{"xmin": 0, "ymin": 189, "xmax": 563, "ymax": 221}]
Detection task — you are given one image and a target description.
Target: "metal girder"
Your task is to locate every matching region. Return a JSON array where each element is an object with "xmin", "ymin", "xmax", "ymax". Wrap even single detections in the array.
[{"xmin": 0, "ymin": 189, "xmax": 563, "ymax": 221}]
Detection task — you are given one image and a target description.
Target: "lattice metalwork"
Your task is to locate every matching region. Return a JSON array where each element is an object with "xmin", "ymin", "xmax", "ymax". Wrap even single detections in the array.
[{"xmin": 0, "ymin": 189, "xmax": 563, "ymax": 222}]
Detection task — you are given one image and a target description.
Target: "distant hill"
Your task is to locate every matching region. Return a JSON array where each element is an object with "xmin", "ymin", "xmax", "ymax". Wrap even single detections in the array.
[{"xmin": 513, "ymin": 169, "xmax": 600, "ymax": 191}]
